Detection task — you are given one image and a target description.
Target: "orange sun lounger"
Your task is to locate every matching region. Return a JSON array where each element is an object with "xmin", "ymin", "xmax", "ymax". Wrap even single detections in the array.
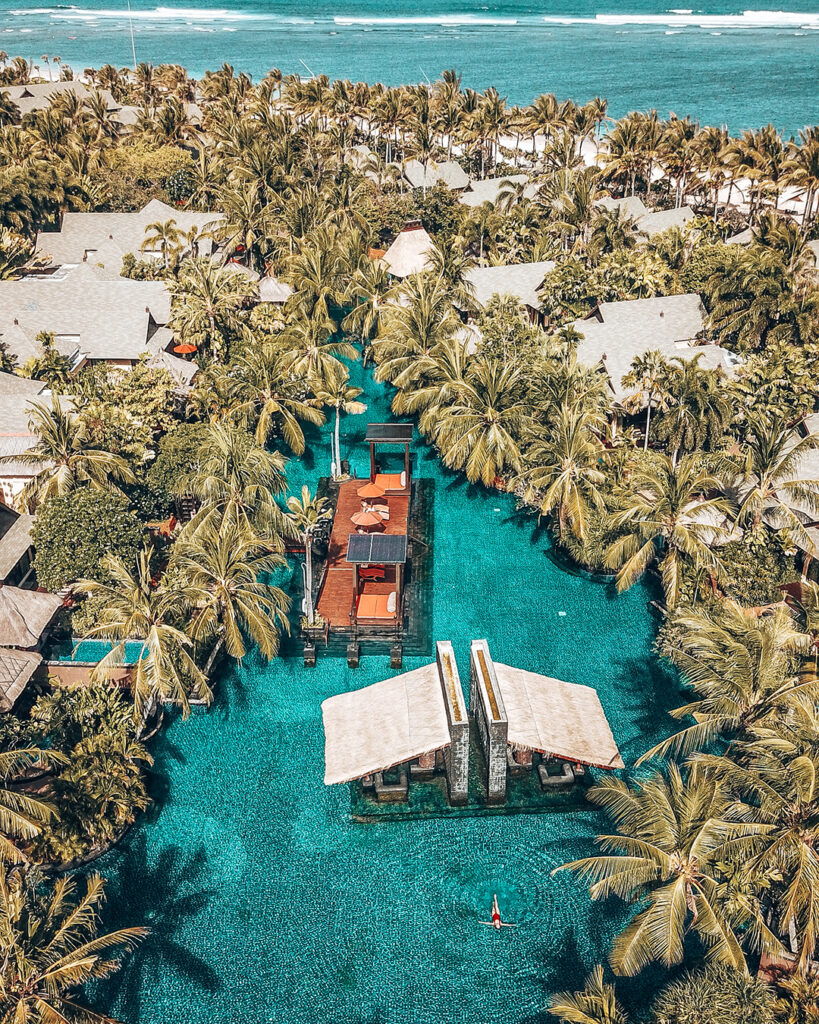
[{"xmin": 356, "ymin": 592, "xmax": 397, "ymax": 620}]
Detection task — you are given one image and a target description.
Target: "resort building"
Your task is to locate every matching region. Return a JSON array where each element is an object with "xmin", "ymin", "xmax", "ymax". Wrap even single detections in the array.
[
  {"xmin": 258, "ymin": 274, "xmax": 294, "ymax": 305},
  {"xmin": 0, "ymin": 373, "xmax": 49, "ymax": 506},
  {"xmin": 35, "ymin": 198, "xmax": 223, "ymax": 279},
  {"xmin": 0, "ymin": 585, "xmax": 63, "ymax": 714},
  {"xmin": 573, "ymin": 293, "xmax": 737, "ymax": 402},
  {"xmin": 381, "ymin": 222, "xmax": 434, "ymax": 278},
  {"xmin": 469, "ymin": 640, "xmax": 623, "ymax": 803},
  {"xmin": 464, "ymin": 260, "xmax": 555, "ymax": 322},
  {"xmin": 458, "ymin": 174, "xmax": 538, "ymax": 209},
  {"xmin": 0, "ymin": 504, "xmax": 35, "ymax": 587},
  {"xmin": 1, "ymin": 80, "xmax": 120, "ymax": 118},
  {"xmin": 322, "ymin": 641, "xmax": 469, "ymax": 804},
  {"xmin": 0, "ymin": 263, "xmax": 172, "ymax": 371},
  {"xmin": 402, "ymin": 159, "xmax": 470, "ymax": 192},
  {"xmin": 597, "ymin": 196, "xmax": 696, "ymax": 236}
]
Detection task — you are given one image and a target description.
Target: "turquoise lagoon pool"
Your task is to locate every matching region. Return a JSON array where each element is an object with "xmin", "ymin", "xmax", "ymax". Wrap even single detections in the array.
[{"xmin": 98, "ymin": 363, "xmax": 681, "ymax": 1024}]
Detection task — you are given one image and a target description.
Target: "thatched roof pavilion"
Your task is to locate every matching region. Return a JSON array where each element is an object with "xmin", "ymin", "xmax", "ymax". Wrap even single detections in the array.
[
  {"xmin": 0, "ymin": 646, "xmax": 42, "ymax": 712},
  {"xmin": 0, "ymin": 586, "xmax": 62, "ymax": 649},
  {"xmin": 381, "ymin": 222, "xmax": 434, "ymax": 278}
]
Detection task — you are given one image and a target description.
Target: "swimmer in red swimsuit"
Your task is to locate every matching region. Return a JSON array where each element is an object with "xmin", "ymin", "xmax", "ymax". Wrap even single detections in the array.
[{"xmin": 480, "ymin": 894, "xmax": 516, "ymax": 929}]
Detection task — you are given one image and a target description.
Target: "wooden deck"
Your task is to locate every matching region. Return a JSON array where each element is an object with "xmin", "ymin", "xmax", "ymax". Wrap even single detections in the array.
[{"xmin": 316, "ymin": 480, "xmax": 409, "ymax": 628}]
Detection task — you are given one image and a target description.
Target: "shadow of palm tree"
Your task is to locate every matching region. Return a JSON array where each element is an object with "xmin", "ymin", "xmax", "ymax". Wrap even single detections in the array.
[{"xmin": 100, "ymin": 835, "xmax": 221, "ymax": 1020}]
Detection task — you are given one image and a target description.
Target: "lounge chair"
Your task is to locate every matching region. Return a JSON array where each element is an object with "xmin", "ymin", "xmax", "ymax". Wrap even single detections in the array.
[
  {"xmin": 373, "ymin": 471, "xmax": 407, "ymax": 492},
  {"xmin": 356, "ymin": 591, "xmax": 397, "ymax": 620}
]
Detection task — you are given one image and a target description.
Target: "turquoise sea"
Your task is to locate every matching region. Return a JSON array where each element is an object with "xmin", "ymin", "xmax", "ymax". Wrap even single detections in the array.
[{"xmin": 1, "ymin": 0, "xmax": 818, "ymax": 134}]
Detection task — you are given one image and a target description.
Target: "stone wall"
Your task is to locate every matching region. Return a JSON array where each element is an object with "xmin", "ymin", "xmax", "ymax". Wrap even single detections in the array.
[
  {"xmin": 436, "ymin": 640, "xmax": 469, "ymax": 805},
  {"xmin": 469, "ymin": 639, "xmax": 508, "ymax": 804}
]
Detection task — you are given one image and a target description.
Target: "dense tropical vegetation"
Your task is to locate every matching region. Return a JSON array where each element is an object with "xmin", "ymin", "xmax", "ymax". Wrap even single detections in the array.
[{"xmin": 2, "ymin": 52, "xmax": 819, "ymax": 1021}]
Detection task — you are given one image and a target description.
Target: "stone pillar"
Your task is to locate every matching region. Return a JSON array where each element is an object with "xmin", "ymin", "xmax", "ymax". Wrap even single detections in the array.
[
  {"xmin": 470, "ymin": 639, "xmax": 508, "ymax": 804},
  {"xmin": 436, "ymin": 640, "xmax": 469, "ymax": 805}
]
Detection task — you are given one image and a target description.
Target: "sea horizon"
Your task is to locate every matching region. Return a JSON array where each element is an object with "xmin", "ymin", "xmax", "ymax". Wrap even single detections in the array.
[{"xmin": 1, "ymin": 1, "xmax": 818, "ymax": 137}]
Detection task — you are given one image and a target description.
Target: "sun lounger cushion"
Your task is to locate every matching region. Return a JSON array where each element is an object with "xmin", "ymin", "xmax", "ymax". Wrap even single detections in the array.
[
  {"xmin": 356, "ymin": 592, "xmax": 397, "ymax": 619},
  {"xmin": 387, "ymin": 591, "xmax": 396, "ymax": 613},
  {"xmin": 374, "ymin": 473, "xmax": 405, "ymax": 492}
]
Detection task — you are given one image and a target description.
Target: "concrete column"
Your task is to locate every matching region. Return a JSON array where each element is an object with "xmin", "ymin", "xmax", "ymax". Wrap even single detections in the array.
[
  {"xmin": 436, "ymin": 640, "xmax": 469, "ymax": 805},
  {"xmin": 470, "ymin": 639, "xmax": 508, "ymax": 804}
]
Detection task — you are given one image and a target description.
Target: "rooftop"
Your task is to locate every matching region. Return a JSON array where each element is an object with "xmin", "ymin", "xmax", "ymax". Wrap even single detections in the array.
[
  {"xmin": 347, "ymin": 533, "xmax": 408, "ymax": 565},
  {"xmin": 365, "ymin": 422, "xmax": 414, "ymax": 443},
  {"xmin": 0, "ymin": 646, "xmax": 42, "ymax": 712},
  {"xmin": 0, "ymin": 585, "xmax": 62, "ymax": 649},
  {"xmin": 381, "ymin": 223, "xmax": 434, "ymax": 278},
  {"xmin": 465, "ymin": 260, "xmax": 555, "ymax": 312}
]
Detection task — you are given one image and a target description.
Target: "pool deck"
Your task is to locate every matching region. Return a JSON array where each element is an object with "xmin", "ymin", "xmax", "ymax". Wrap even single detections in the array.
[{"xmin": 316, "ymin": 479, "xmax": 410, "ymax": 628}]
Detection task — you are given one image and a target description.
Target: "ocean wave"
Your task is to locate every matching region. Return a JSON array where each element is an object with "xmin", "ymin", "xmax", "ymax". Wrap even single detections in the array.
[
  {"xmin": 542, "ymin": 9, "xmax": 819, "ymax": 28},
  {"xmin": 333, "ymin": 14, "xmax": 518, "ymax": 25},
  {"xmin": 37, "ymin": 5, "xmax": 265, "ymax": 21}
]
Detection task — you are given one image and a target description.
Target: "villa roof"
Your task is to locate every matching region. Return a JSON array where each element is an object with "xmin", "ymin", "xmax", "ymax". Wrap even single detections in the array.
[
  {"xmin": 596, "ymin": 196, "xmax": 695, "ymax": 236},
  {"xmin": 146, "ymin": 346, "xmax": 199, "ymax": 387},
  {"xmin": 403, "ymin": 159, "xmax": 470, "ymax": 191},
  {"xmin": 0, "ymin": 264, "xmax": 171, "ymax": 364},
  {"xmin": 0, "ymin": 585, "xmax": 62, "ymax": 649},
  {"xmin": 258, "ymin": 275, "xmax": 294, "ymax": 304},
  {"xmin": 3, "ymin": 80, "xmax": 119, "ymax": 117},
  {"xmin": 458, "ymin": 174, "xmax": 536, "ymax": 208},
  {"xmin": 0, "ymin": 646, "xmax": 42, "ymax": 712},
  {"xmin": 322, "ymin": 663, "xmax": 451, "ymax": 784},
  {"xmin": 492, "ymin": 662, "xmax": 624, "ymax": 769},
  {"xmin": 0, "ymin": 512, "xmax": 34, "ymax": 582},
  {"xmin": 365, "ymin": 422, "xmax": 414, "ymax": 443},
  {"xmin": 382, "ymin": 223, "xmax": 434, "ymax": 278},
  {"xmin": 573, "ymin": 294, "xmax": 735, "ymax": 402},
  {"xmin": 36, "ymin": 199, "xmax": 223, "ymax": 274},
  {"xmin": 0, "ymin": 374, "xmax": 47, "ymax": 479},
  {"xmin": 465, "ymin": 260, "xmax": 555, "ymax": 312}
]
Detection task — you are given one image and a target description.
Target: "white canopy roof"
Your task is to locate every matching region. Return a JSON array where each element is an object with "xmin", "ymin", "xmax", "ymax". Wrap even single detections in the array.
[
  {"xmin": 382, "ymin": 224, "xmax": 434, "ymax": 278},
  {"xmin": 322, "ymin": 664, "xmax": 450, "ymax": 785},
  {"xmin": 493, "ymin": 662, "xmax": 624, "ymax": 769}
]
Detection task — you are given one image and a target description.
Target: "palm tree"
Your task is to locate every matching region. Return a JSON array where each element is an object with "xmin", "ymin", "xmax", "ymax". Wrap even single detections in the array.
[
  {"xmin": 181, "ymin": 422, "xmax": 292, "ymax": 543},
  {"xmin": 373, "ymin": 273, "xmax": 461, "ymax": 389},
  {"xmin": 587, "ymin": 207, "xmax": 645, "ymax": 261},
  {"xmin": 603, "ymin": 454, "xmax": 731, "ymax": 607},
  {"xmin": 1, "ymin": 397, "xmax": 135, "ymax": 512},
  {"xmin": 641, "ymin": 601, "xmax": 813, "ymax": 762},
  {"xmin": 286, "ymin": 486, "xmax": 332, "ymax": 626},
  {"xmin": 621, "ymin": 350, "xmax": 672, "ymax": 452},
  {"xmin": 0, "ymin": 865, "xmax": 146, "ymax": 1024},
  {"xmin": 732, "ymin": 417, "xmax": 819, "ymax": 550},
  {"xmin": 653, "ymin": 356, "xmax": 734, "ymax": 463},
  {"xmin": 172, "ymin": 512, "xmax": 290, "ymax": 660},
  {"xmin": 433, "ymin": 357, "xmax": 530, "ymax": 486},
  {"xmin": 141, "ymin": 217, "xmax": 182, "ymax": 268},
  {"xmin": 555, "ymin": 765, "xmax": 778, "ymax": 976},
  {"xmin": 549, "ymin": 966, "xmax": 627, "ymax": 1024},
  {"xmin": 76, "ymin": 545, "xmax": 210, "ymax": 732},
  {"xmin": 279, "ymin": 316, "xmax": 357, "ymax": 382},
  {"xmin": 517, "ymin": 407, "xmax": 606, "ymax": 542},
  {"xmin": 696, "ymin": 738, "xmax": 819, "ymax": 968},
  {"xmin": 0, "ymin": 747, "xmax": 64, "ymax": 863},
  {"xmin": 227, "ymin": 343, "xmax": 325, "ymax": 455},
  {"xmin": 311, "ymin": 364, "xmax": 366, "ymax": 479},
  {"xmin": 169, "ymin": 259, "xmax": 254, "ymax": 360}
]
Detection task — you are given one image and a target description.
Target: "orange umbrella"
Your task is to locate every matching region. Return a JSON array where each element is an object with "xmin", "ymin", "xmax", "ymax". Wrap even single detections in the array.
[
  {"xmin": 357, "ymin": 481, "xmax": 385, "ymax": 499},
  {"xmin": 351, "ymin": 510, "xmax": 382, "ymax": 529},
  {"xmin": 173, "ymin": 343, "xmax": 197, "ymax": 355}
]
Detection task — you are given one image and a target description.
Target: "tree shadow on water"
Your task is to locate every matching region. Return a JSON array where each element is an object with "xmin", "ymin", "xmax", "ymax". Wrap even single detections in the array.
[{"xmin": 100, "ymin": 834, "xmax": 221, "ymax": 1019}]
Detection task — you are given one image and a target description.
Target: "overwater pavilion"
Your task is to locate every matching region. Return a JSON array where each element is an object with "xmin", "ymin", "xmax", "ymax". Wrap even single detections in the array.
[
  {"xmin": 470, "ymin": 639, "xmax": 623, "ymax": 803},
  {"xmin": 322, "ymin": 641, "xmax": 468, "ymax": 804},
  {"xmin": 366, "ymin": 422, "xmax": 413, "ymax": 493}
]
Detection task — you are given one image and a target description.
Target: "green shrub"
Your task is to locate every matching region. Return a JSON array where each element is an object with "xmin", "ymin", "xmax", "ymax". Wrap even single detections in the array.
[
  {"xmin": 33, "ymin": 489, "xmax": 143, "ymax": 590},
  {"xmin": 146, "ymin": 422, "xmax": 211, "ymax": 505}
]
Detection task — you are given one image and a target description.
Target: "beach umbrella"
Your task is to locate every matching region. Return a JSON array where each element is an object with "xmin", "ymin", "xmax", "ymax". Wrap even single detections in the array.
[
  {"xmin": 357, "ymin": 482, "xmax": 385, "ymax": 499},
  {"xmin": 173, "ymin": 343, "xmax": 197, "ymax": 355},
  {"xmin": 351, "ymin": 510, "xmax": 383, "ymax": 529}
]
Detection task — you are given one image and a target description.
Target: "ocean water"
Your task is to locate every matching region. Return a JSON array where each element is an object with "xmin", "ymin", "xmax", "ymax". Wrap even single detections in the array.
[{"xmin": 1, "ymin": 0, "xmax": 818, "ymax": 135}]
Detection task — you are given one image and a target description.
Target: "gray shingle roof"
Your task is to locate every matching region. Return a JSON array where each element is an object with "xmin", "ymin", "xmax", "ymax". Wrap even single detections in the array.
[
  {"xmin": 573, "ymin": 293, "xmax": 736, "ymax": 402},
  {"xmin": 596, "ymin": 196, "xmax": 695, "ymax": 236},
  {"xmin": 36, "ymin": 199, "xmax": 223, "ymax": 273},
  {"xmin": 0, "ymin": 512, "xmax": 33, "ymax": 582},
  {"xmin": 465, "ymin": 260, "xmax": 555, "ymax": 312},
  {"xmin": 0, "ymin": 646, "xmax": 42, "ymax": 712},
  {"xmin": 3, "ymin": 80, "xmax": 119, "ymax": 117},
  {"xmin": 0, "ymin": 264, "xmax": 171, "ymax": 364},
  {"xmin": 458, "ymin": 174, "xmax": 536, "ymax": 208},
  {"xmin": 403, "ymin": 159, "xmax": 470, "ymax": 191},
  {"xmin": 0, "ymin": 585, "xmax": 61, "ymax": 649}
]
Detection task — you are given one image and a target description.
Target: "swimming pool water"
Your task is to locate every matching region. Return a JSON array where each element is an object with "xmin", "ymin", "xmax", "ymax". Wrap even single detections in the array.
[{"xmin": 96, "ymin": 362, "xmax": 681, "ymax": 1023}]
